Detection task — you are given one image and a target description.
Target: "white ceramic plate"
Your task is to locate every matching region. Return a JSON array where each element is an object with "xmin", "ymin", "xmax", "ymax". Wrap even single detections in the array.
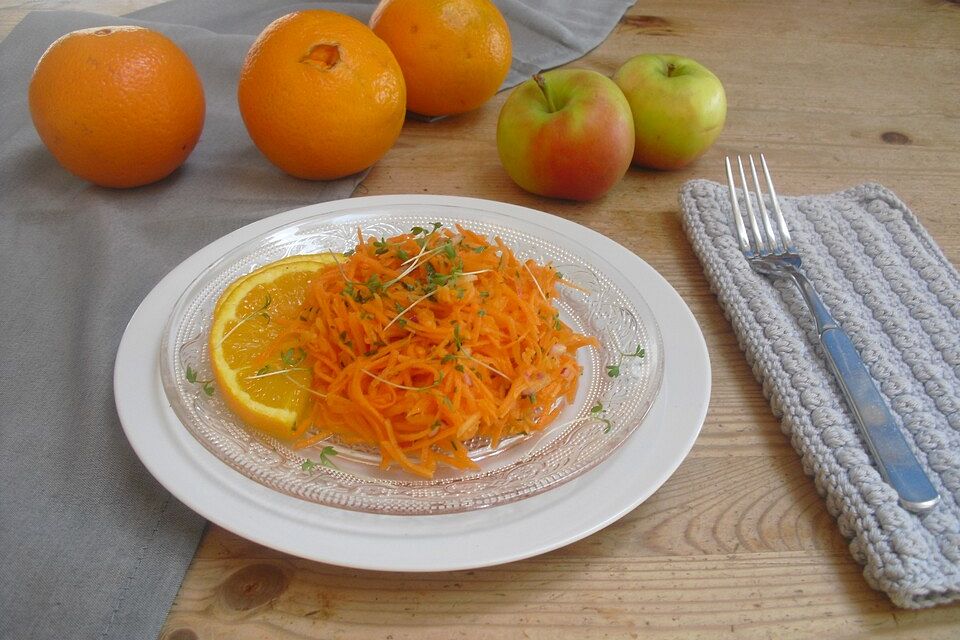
[{"xmin": 114, "ymin": 195, "xmax": 710, "ymax": 571}]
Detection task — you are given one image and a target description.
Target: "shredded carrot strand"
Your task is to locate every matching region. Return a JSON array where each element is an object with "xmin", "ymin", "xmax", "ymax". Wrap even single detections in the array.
[{"xmin": 285, "ymin": 225, "xmax": 596, "ymax": 478}]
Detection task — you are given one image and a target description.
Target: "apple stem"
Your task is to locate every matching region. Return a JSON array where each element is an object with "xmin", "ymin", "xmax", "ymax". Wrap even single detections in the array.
[{"xmin": 533, "ymin": 73, "xmax": 557, "ymax": 113}]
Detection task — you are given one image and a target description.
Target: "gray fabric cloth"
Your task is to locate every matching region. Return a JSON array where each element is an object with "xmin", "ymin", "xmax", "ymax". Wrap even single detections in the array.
[
  {"xmin": 129, "ymin": 0, "xmax": 635, "ymax": 87},
  {"xmin": 681, "ymin": 179, "xmax": 960, "ymax": 608},
  {"xmin": 0, "ymin": 2, "xmax": 633, "ymax": 639}
]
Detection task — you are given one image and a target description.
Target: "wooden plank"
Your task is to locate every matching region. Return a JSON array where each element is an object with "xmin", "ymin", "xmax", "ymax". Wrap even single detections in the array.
[{"xmin": 161, "ymin": 551, "xmax": 960, "ymax": 640}]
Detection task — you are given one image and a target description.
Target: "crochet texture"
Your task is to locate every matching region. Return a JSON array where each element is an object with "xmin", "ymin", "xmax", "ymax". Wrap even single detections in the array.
[{"xmin": 680, "ymin": 179, "xmax": 960, "ymax": 608}]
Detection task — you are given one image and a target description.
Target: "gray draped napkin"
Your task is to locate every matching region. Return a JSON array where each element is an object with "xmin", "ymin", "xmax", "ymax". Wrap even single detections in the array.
[
  {"xmin": 0, "ymin": 1, "xmax": 633, "ymax": 638},
  {"xmin": 681, "ymin": 179, "xmax": 960, "ymax": 608}
]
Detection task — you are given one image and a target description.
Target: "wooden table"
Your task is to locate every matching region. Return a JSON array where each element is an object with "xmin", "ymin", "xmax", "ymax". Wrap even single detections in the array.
[{"xmin": 5, "ymin": 1, "xmax": 960, "ymax": 637}]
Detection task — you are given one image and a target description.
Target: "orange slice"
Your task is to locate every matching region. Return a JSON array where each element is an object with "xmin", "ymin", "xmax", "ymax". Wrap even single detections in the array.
[{"xmin": 209, "ymin": 254, "xmax": 338, "ymax": 440}]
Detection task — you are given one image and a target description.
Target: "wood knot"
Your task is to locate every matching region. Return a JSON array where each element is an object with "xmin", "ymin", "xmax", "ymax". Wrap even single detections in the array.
[
  {"xmin": 881, "ymin": 131, "xmax": 911, "ymax": 145},
  {"xmin": 163, "ymin": 629, "xmax": 198, "ymax": 640},
  {"xmin": 220, "ymin": 563, "xmax": 289, "ymax": 611},
  {"xmin": 620, "ymin": 15, "xmax": 674, "ymax": 35}
]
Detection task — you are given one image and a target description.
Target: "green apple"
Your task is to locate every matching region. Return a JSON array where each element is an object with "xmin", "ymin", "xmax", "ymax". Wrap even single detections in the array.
[
  {"xmin": 612, "ymin": 54, "xmax": 726, "ymax": 170},
  {"xmin": 496, "ymin": 69, "xmax": 635, "ymax": 201}
]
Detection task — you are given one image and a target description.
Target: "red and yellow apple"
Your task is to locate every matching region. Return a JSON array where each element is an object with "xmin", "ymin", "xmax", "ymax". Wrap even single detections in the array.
[
  {"xmin": 496, "ymin": 69, "xmax": 635, "ymax": 201},
  {"xmin": 612, "ymin": 54, "xmax": 726, "ymax": 170}
]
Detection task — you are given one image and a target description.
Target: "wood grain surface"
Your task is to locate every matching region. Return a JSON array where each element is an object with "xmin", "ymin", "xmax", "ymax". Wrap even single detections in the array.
[{"xmin": 4, "ymin": 1, "xmax": 960, "ymax": 638}]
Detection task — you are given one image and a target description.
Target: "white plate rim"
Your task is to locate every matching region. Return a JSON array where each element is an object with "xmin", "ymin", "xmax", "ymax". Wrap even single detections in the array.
[{"xmin": 114, "ymin": 194, "xmax": 710, "ymax": 572}]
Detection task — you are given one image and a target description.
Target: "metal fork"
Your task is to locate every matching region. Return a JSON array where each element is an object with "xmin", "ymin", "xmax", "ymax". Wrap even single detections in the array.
[{"xmin": 725, "ymin": 154, "xmax": 940, "ymax": 513}]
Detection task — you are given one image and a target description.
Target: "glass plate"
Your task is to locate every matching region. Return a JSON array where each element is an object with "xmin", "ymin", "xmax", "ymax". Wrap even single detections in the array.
[{"xmin": 159, "ymin": 202, "xmax": 664, "ymax": 515}]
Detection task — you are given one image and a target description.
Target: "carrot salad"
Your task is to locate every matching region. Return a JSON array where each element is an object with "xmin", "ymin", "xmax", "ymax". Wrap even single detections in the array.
[{"xmin": 276, "ymin": 224, "xmax": 596, "ymax": 478}]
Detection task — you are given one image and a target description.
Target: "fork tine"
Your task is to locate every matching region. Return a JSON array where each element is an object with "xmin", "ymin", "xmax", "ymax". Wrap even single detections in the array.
[
  {"xmin": 724, "ymin": 157, "xmax": 751, "ymax": 253},
  {"xmin": 760, "ymin": 154, "xmax": 794, "ymax": 251},
  {"xmin": 736, "ymin": 156, "xmax": 767, "ymax": 254},
  {"xmin": 748, "ymin": 155, "xmax": 781, "ymax": 254}
]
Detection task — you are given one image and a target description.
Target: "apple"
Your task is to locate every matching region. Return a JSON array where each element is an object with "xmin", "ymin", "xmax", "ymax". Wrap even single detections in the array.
[
  {"xmin": 496, "ymin": 69, "xmax": 635, "ymax": 201},
  {"xmin": 612, "ymin": 54, "xmax": 726, "ymax": 170}
]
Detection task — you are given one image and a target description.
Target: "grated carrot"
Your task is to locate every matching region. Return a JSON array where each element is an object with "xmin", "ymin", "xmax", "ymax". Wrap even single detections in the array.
[{"xmin": 285, "ymin": 224, "xmax": 597, "ymax": 478}]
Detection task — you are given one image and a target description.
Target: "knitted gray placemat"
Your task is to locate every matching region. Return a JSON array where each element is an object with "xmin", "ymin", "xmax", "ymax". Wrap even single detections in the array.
[{"xmin": 680, "ymin": 179, "xmax": 960, "ymax": 608}]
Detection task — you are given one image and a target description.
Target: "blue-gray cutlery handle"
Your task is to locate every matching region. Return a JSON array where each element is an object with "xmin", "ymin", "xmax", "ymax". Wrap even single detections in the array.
[{"xmin": 820, "ymin": 327, "xmax": 940, "ymax": 512}]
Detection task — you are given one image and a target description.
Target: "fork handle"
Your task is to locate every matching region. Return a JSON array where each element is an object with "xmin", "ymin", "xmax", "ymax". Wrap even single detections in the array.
[
  {"xmin": 785, "ymin": 269, "xmax": 940, "ymax": 512},
  {"xmin": 819, "ymin": 326, "xmax": 940, "ymax": 512}
]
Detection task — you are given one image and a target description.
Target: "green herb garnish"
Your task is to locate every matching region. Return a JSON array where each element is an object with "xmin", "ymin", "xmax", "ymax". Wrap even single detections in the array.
[
  {"xmin": 281, "ymin": 347, "xmax": 306, "ymax": 367},
  {"xmin": 301, "ymin": 446, "xmax": 339, "ymax": 472},
  {"xmin": 606, "ymin": 344, "xmax": 645, "ymax": 378},
  {"xmin": 185, "ymin": 365, "xmax": 215, "ymax": 396}
]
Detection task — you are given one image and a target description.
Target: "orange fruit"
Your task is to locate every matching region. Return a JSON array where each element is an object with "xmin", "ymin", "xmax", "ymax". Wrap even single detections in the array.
[
  {"xmin": 370, "ymin": 0, "xmax": 512, "ymax": 117},
  {"xmin": 209, "ymin": 254, "xmax": 339, "ymax": 441},
  {"xmin": 237, "ymin": 11, "xmax": 406, "ymax": 180},
  {"xmin": 28, "ymin": 26, "xmax": 205, "ymax": 189}
]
